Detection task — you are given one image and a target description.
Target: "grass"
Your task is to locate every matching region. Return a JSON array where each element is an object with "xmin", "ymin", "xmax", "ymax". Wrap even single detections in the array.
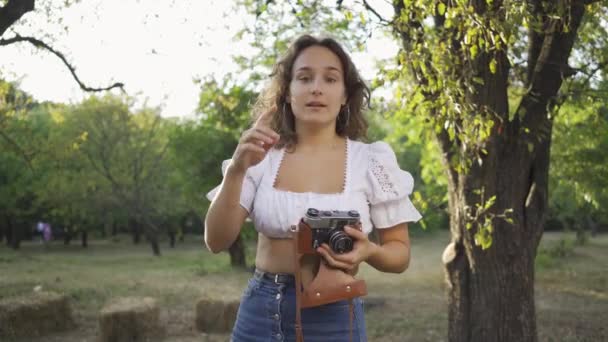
[{"xmin": 1, "ymin": 230, "xmax": 607, "ymax": 341}]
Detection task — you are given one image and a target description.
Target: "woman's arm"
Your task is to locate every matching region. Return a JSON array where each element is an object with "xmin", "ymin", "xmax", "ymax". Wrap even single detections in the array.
[
  {"xmin": 204, "ymin": 107, "xmax": 279, "ymax": 253},
  {"xmin": 204, "ymin": 165, "xmax": 250, "ymax": 253},
  {"xmin": 365, "ymin": 223, "xmax": 410, "ymax": 273}
]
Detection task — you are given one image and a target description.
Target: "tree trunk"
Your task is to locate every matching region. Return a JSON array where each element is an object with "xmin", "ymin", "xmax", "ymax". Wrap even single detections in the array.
[
  {"xmin": 144, "ymin": 230, "xmax": 161, "ymax": 256},
  {"xmin": 8, "ymin": 217, "xmax": 21, "ymax": 249},
  {"xmin": 228, "ymin": 234, "xmax": 247, "ymax": 268},
  {"xmin": 81, "ymin": 230, "xmax": 88, "ymax": 248},
  {"xmin": 168, "ymin": 231, "xmax": 176, "ymax": 248},
  {"xmin": 390, "ymin": 1, "xmax": 588, "ymax": 340},
  {"xmin": 588, "ymin": 216, "xmax": 598, "ymax": 237},
  {"xmin": 131, "ymin": 218, "xmax": 141, "ymax": 244},
  {"xmin": 0, "ymin": 217, "xmax": 4, "ymax": 243},
  {"xmin": 441, "ymin": 142, "xmax": 546, "ymax": 341},
  {"xmin": 5, "ymin": 216, "xmax": 12, "ymax": 246},
  {"xmin": 64, "ymin": 227, "xmax": 72, "ymax": 245}
]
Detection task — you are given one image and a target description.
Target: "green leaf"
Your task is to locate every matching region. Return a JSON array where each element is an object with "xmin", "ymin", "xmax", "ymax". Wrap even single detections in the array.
[
  {"xmin": 470, "ymin": 45, "xmax": 479, "ymax": 59},
  {"xmin": 489, "ymin": 58, "xmax": 497, "ymax": 74},
  {"xmin": 344, "ymin": 10, "xmax": 353, "ymax": 21},
  {"xmin": 437, "ymin": 3, "xmax": 446, "ymax": 16}
]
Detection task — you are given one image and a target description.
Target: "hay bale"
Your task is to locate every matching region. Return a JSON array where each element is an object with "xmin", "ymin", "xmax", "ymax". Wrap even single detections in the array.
[
  {"xmin": 194, "ymin": 298, "xmax": 239, "ymax": 333},
  {"xmin": 98, "ymin": 297, "xmax": 164, "ymax": 342},
  {"xmin": 0, "ymin": 291, "xmax": 74, "ymax": 338}
]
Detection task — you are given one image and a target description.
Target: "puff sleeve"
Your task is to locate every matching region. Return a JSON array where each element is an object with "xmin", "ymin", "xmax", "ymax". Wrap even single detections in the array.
[
  {"xmin": 366, "ymin": 141, "xmax": 422, "ymax": 228},
  {"xmin": 205, "ymin": 159, "xmax": 262, "ymax": 214}
]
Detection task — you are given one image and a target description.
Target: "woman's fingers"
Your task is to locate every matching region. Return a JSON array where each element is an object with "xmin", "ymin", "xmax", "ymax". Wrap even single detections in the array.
[
  {"xmin": 254, "ymin": 105, "xmax": 277, "ymax": 128},
  {"xmin": 240, "ymin": 142, "xmax": 266, "ymax": 154},
  {"xmin": 344, "ymin": 226, "xmax": 366, "ymax": 240},
  {"xmin": 242, "ymin": 129, "xmax": 276, "ymax": 146},
  {"xmin": 251, "ymin": 106, "xmax": 279, "ymax": 144},
  {"xmin": 256, "ymin": 126, "xmax": 280, "ymax": 141},
  {"xmin": 317, "ymin": 244, "xmax": 355, "ymax": 271},
  {"xmin": 231, "ymin": 105, "xmax": 279, "ymax": 171}
]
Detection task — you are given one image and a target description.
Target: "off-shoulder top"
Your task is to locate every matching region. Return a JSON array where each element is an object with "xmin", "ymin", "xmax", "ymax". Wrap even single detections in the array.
[{"xmin": 206, "ymin": 139, "xmax": 422, "ymax": 238}]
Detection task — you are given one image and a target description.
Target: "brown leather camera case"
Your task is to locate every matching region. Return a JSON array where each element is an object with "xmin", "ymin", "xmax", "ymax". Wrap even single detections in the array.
[{"xmin": 292, "ymin": 219, "xmax": 367, "ymax": 307}]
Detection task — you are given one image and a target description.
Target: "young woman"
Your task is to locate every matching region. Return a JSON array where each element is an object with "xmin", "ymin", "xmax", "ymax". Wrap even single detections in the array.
[{"xmin": 205, "ymin": 34, "xmax": 422, "ymax": 342}]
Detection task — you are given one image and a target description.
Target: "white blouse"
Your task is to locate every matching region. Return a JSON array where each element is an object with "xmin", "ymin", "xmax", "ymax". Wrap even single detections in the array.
[{"xmin": 206, "ymin": 139, "xmax": 422, "ymax": 238}]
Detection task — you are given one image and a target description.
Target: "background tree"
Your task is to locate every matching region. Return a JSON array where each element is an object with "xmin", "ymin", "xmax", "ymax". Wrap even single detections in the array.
[
  {"xmin": 549, "ymin": 88, "xmax": 608, "ymax": 241},
  {"xmin": 172, "ymin": 76, "xmax": 260, "ymax": 267},
  {"xmin": 68, "ymin": 95, "xmax": 170, "ymax": 256},
  {"xmin": 0, "ymin": 80, "xmax": 43, "ymax": 248}
]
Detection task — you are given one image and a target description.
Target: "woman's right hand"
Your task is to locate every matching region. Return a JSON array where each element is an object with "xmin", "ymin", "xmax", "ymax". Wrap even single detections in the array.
[{"xmin": 229, "ymin": 106, "xmax": 279, "ymax": 174}]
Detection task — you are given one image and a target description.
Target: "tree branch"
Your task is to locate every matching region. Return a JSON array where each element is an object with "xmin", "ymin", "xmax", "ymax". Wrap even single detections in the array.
[
  {"xmin": 516, "ymin": 1, "xmax": 587, "ymax": 132},
  {"xmin": 0, "ymin": 0, "xmax": 34, "ymax": 36},
  {"xmin": 0, "ymin": 35, "xmax": 124, "ymax": 92},
  {"xmin": 286, "ymin": 0, "xmax": 306, "ymax": 28},
  {"xmin": 361, "ymin": 0, "xmax": 392, "ymax": 25}
]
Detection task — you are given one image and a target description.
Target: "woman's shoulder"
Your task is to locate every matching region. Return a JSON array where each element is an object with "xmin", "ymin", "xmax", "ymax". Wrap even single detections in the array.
[{"xmin": 348, "ymin": 138, "xmax": 396, "ymax": 159}]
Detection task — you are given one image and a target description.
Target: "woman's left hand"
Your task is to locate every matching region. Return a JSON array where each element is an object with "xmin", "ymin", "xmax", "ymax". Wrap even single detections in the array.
[{"xmin": 316, "ymin": 225, "xmax": 378, "ymax": 273}]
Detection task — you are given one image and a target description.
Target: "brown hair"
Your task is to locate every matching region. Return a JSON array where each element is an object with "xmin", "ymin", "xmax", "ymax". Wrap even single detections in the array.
[{"xmin": 253, "ymin": 34, "xmax": 370, "ymax": 149}]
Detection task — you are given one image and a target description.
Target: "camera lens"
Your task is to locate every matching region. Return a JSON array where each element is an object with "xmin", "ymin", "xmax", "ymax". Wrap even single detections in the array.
[
  {"xmin": 307, "ymin": 208, "xmax": 319, "ymax": 217},
  {"xmin": 329, "ymin": 230, "xmax": 353, "ymax": 254}
]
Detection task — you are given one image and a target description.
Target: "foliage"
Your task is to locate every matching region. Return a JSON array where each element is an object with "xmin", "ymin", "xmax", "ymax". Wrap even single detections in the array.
[
  {"xmin": 379, "ymin": 100, "xmax": 449, "ymax": 231},
  {"xmin": 0, "ymin": 81, "xmax": 46, "ymax": 228},
  {"xmin": 233, "ymin": 0, "xmax": 373, "ymax": 88},
  {"xmin": 549, "ymin": 88, "xmax": 608, "ymax": 227}
]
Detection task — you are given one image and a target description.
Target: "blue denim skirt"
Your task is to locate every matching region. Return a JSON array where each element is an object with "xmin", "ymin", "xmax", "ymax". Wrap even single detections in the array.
[{"xmin": 231, "ymin": 269, "xmax": 367, "ymax": 342}]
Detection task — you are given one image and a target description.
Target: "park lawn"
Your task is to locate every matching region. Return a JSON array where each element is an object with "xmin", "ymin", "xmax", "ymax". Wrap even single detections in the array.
[{"xmin": 0, "ymin": 230, "xmax": 606, "ymax": 342}]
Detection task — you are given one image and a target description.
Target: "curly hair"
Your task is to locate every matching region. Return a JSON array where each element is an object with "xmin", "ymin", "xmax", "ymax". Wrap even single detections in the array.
[{"xmin": 252, "ymin": 34, "xmax": 371, "ymax": 149}]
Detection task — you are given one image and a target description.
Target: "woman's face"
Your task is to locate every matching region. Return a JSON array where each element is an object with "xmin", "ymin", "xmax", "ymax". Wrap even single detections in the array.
[{"xmin": 287, "ymin": 45, "xmax": 347, "ymax": 129}]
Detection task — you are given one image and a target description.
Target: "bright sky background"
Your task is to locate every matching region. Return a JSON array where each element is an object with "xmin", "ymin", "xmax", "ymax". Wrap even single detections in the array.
[{"xmin": 1, "ymin": 0, "xmax": 398, "ymax": 118}]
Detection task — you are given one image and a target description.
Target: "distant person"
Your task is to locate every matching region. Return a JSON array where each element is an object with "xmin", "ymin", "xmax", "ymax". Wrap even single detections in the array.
[
  {"xmin": 204, "ymin": 34, "xmax": 422, "ymax": 341},
  {"xmin": 42, "ymin": 223, "xmax": 52, "ymax": 247}
]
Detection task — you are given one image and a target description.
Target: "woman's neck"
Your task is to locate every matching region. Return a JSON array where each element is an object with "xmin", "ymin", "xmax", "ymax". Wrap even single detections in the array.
[{"xmin": 295, "ymin": 125, "xmax": 344, "ymax": 151}]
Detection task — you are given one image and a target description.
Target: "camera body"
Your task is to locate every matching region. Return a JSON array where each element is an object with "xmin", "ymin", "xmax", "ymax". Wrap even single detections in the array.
[{"xmin": 303, "ymin": 208, "xmax": 360, "ymax": 254}]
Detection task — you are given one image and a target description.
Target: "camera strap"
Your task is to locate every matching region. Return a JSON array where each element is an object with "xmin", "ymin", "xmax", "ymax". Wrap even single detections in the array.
[{"xmin": 291, "ymin": 225, "xmax": 304, "ymax": 342}]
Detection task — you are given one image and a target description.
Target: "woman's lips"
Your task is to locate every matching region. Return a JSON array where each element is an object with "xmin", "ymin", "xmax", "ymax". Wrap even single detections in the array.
[{"xmin": 306, "ymin": 101, "xmax": 326, "ymax": 108}]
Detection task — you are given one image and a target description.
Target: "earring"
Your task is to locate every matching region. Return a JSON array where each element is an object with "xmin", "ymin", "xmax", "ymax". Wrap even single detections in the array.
[{"xmin": 342, "ymin": 105, "xmax": 350, "ymax": 129}]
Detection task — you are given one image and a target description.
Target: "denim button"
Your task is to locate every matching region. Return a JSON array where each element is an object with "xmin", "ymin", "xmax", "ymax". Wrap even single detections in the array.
[
  {"xmin": 274, "ymin": 313, "xmax": 280, "ymax": 320},
  {"xmin": 276, "ymin": 293, "xmax": 281, "ymax": 300}
]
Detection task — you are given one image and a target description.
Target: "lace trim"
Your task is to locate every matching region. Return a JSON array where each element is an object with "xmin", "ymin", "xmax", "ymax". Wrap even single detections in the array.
[
  {"xmin": 370, "ymin": 156, "xmax": 399, "ymax": 198},
  {"xmin": 342, "ymin": 138, "xmax": 349, "ymax": 192},
  {"xmin": 271, "ymin": 148, "xmax": 286, "ymax": 189},
  {"xmin": 272, "ymin": 139, "xmax": 349, "ymax": 194}
]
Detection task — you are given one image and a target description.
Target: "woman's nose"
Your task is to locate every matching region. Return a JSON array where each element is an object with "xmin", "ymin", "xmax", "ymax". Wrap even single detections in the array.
[{"xmin": 310, "ymin": 78, "xmax": 323, "ymax": 95}]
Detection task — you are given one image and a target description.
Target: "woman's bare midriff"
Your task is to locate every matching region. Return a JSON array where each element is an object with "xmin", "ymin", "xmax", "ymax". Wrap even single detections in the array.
[{"xmin": 255, "ymin": 233, "xmax": 320, "ymax": 285}]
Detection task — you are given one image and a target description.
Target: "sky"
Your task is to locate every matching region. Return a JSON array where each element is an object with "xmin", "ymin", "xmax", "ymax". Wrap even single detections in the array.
[{"xmin": 1, "ymin": 0, "xmax": 398, "ymax": 118}]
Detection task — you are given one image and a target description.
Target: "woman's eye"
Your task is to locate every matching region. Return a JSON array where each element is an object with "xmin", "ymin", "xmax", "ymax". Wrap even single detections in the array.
[
  {"xmin": 326, "ymin": 78, "xmax": 337, "ymax": 83},
  {"xmin": 298, "ymin": 76, "xmax": 310, "ymax": 82}
]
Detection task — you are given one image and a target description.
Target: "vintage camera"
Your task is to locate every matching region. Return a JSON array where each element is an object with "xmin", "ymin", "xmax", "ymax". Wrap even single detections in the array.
[{"xmin": 303, "ymin": 208, "xmax": 361, "ymax": 254}]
